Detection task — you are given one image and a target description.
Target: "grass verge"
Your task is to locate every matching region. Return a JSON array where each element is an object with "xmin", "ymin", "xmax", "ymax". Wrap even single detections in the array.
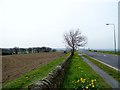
[
  {"xmin": 61, "ymin": 53, "xmax": 111, "ymax": 89},
  {"xmin": 82, "ymin": 54, "xmax": 120, "ymax": 82},
  {"xmin": 97, "ymin": 51, "xmax": 120, "ymax": 55},
  {"xmin": 2, "ymin": 54, "xmax": 68, "ymax": 89},
  {"xmin": 87, "ymin": 50, "xmax": 120, "ymax": 55}
]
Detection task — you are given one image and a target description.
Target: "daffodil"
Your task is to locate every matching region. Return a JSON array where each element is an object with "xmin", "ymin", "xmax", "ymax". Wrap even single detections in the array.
[
  {"xmin": 92, "ymin": 85, "xmax": 94, "ymax": 88},
  {"xmin": 86, "ymin": 86, "xmax": 88, "ymax": 89},
  {"xmin": 91, "ymin": 80, "xmax": 94, "ymax": 83},
  {"xmin": 82, "ymin": 80, "xmax": 85, "ymax": 83},
  {"xmin": 89, "ymin": 84, "xmax": 91, "ymax": 86},
  {"xmin": 94, "ymin": 79, "xmax": 96, "ymax": 82},
  {"xmin": 80, "ymin": 78, "xmax": 83, "ymax": 81}
]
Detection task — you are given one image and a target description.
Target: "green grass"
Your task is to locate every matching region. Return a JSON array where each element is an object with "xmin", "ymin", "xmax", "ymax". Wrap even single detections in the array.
[
  {"xmin": 83, "ymin": 55, "xmax": 120, "ymax": 82},
  {"xmin": 87, "ymin": 50, "xmax": 120, "ymax": 55},
  {"xmin": 60, "ymin": 53, "xmax": 111, "ymax": 89},
  {"xmin": 97, "ymin": 51, "xmax": 120, "ymax": 55},
  {"xmin": 2, "ymin": 54, "xmax": 68, "ymax": 89}
]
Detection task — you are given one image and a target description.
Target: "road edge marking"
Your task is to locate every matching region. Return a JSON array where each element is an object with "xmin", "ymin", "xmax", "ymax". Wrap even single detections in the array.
[{"xmin": 82, "ymin": 54, "xmax": 120, "ymax": 72}]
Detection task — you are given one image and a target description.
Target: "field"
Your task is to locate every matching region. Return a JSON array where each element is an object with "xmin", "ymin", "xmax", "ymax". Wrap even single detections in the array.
[{"xmin": 2, "ymin": 52, "xmax": 63, "ymax": 83}]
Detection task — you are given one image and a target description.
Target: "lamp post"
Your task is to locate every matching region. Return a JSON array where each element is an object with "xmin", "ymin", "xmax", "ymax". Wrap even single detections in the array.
[{"xmin": 106, "ymin": 24, "xmax": 116, "ymax": 54}]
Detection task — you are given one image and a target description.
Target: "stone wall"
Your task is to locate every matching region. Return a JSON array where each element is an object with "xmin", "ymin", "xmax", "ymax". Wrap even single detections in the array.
[{"xmin": 28, "ymin": 54, "xmax": 72, "ymax": 90}]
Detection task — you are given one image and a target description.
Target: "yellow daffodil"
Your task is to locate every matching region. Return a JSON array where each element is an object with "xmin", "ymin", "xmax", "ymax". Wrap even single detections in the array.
[
  {"xmin": 82, "ymin": 81, "xmax": 85, "ymax": 83},
  {"xmin": 94, "ymin": 79, "xmax": 96, "ymax": 82},
  {"xmin": 86, "ymin": 86, "xmax": 88, "ymax": 89},
  {"xmin": 91, "ymin": 80, "xmax": 94, "ymax": 83},
  {"xmin": 89, "ymin": 84, "xmax": 91, "ymax": 86},
  {"xmin": 80, "ymin": 78, "xmax": 83, "ymax": 81},
  {"xmin": 92, "ymin": 85, "xmax": 94, "ymax": 88}
]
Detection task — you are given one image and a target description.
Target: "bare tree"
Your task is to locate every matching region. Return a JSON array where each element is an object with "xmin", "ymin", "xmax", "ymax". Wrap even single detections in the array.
[{"xmin": 63, "ymin": 29, "xmax": 87, "ymax": 55}]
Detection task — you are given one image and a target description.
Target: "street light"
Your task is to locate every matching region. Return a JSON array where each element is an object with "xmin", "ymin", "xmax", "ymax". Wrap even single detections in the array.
[{"xmin": 106, "ymin": 23, "xmax": 116, "ymax": 54}]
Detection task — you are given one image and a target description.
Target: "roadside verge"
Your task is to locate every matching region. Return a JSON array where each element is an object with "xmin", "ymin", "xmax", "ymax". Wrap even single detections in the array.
[
  {"xmin": 82, "ymin": 54, "xmax": 120, "ymax": 83},
  {"xmin": 81, "ymin": 54, "xmax": 119, "ymax": 88},
  {"xmin": 61, "ymin": 53, "xmax": 110, "ymax": 89}
]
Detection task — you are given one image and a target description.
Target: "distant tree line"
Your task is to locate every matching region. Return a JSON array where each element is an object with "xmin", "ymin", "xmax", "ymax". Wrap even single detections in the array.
[{"xmin": 1, "ymin": 46, "xmax": 56, "ymax": 55}]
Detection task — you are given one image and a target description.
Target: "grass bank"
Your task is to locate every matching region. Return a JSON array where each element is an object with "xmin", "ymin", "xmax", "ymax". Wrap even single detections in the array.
[
  {"xmin": 87, "ymin": 50, "xmax": 120, "ymax": 55},
  {"xmin": 61, "ymin": 53, "xmax": 111, "ymax": 89},
  {"xmin": 2, "ymin": 54, "xmax": 68, "ymax": 89},
  {"xmin": 97, "ymin": 51, "xmax": 120, "ymax": 55},
  {"xmin": 83, "ymin": 55, "xmax": 120, "ymax": 82}
]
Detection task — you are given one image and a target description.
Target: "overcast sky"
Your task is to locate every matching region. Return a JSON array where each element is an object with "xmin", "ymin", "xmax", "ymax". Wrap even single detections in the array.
[{"xmin": 0, "ymin": 0, "xmax": 119, "ymax": 50}]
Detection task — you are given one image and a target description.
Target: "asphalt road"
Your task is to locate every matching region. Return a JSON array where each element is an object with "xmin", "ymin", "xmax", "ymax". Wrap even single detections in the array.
[{"xmin": 81, "ymin": 51, "xmax": 119, "ymax": 69}]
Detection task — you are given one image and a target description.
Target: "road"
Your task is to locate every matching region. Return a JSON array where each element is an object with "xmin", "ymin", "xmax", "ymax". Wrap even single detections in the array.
[{"xmin": 81, "ymin": 51, "xmax": 119, "ymax": 70}]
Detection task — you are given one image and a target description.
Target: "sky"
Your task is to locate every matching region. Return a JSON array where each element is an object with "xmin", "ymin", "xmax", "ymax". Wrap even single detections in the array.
[{"xmin": 0, "ymin": 0, "xmax": 119, "ymax": 50}]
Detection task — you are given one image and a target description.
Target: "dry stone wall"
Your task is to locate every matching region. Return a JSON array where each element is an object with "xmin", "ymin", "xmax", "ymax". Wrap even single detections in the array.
[{"xmin": 28, "ymin": 54, "xmax": 72, "ymax": 90}]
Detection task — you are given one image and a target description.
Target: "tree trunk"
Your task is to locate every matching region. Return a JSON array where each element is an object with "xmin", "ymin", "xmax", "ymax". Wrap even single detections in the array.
[{"xmin": 71, "ymin": 47, "xmax": 74, "ymax": 56}]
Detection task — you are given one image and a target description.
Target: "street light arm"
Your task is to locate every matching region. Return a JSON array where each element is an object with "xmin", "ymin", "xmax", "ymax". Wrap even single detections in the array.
[
  {"xmin": 106, "ymin": 23, "xmax": 115, "ymax": 26},
  {"xmin": 106, "ymin": 23, "xmax": 116, "ymax": 54}
]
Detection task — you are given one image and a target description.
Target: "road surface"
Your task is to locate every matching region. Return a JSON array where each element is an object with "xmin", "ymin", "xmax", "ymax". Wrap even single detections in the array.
[{"xmin": 81, "ymin": 51, "xmax": 119, "ymax": 70}]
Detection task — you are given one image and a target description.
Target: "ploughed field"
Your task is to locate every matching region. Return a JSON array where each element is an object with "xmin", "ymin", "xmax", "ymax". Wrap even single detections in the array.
[{"xmin": 2, "ymin": 52, "xmax": 63, "ymax": 83}]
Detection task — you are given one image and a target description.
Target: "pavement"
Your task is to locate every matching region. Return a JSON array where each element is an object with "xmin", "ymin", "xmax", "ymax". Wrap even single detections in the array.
[
  {"xmin": 79, "ymin": 54, "xmax": 119, "ymax": 89},
  {"xmin": 81, "ymin": 51, "xmax": 119, "ymax": 70}
]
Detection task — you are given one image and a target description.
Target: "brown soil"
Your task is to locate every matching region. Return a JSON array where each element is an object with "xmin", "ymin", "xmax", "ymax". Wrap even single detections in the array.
[{"xmin": 2, "ymin": 52, "xmax": 63, "ymax": 83}]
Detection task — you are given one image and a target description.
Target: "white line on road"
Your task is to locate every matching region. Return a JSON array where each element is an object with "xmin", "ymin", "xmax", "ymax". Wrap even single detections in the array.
[{"xmin": 104, "ymin": 55, "xmax": 106, "ymax": 56}]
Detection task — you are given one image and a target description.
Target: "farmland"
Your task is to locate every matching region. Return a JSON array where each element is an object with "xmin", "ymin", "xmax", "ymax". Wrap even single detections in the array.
[
  {"xmin": 2, "ymin": 52, "xmax": 63, "ymax": 83},
  {"xmin": 1, "ymin": 51, "xmax": 118, "ymax": 89}
]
